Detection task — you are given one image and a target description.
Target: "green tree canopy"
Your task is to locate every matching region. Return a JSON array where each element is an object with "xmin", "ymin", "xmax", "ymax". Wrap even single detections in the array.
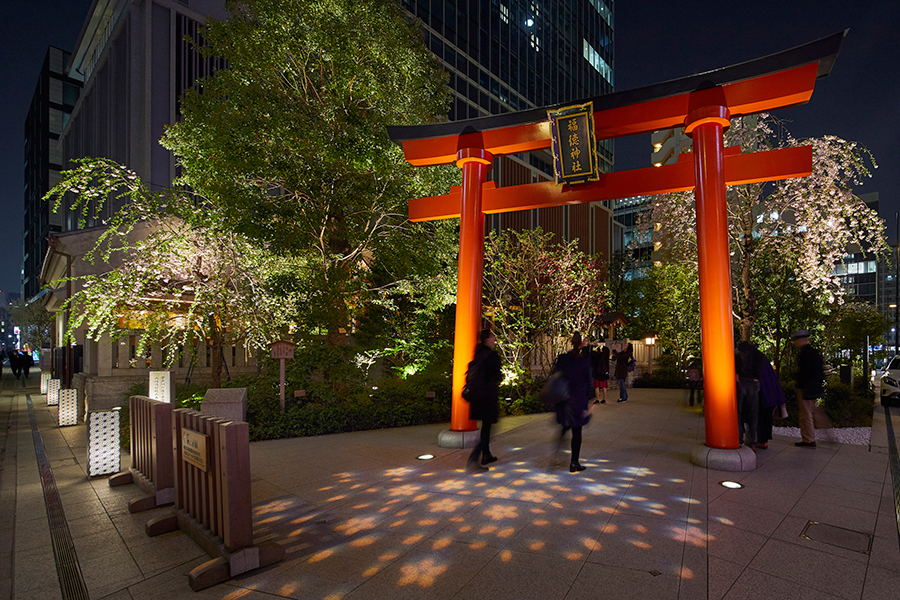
[{"xmin": 162, "ymin": 0, "xmax": 459, "ymax": 340}]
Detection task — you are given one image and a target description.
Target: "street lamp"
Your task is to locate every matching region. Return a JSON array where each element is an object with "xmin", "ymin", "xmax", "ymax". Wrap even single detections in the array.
[{"xmin": 644, "ymin": 334, "xmax": 657, "ymax": 376}]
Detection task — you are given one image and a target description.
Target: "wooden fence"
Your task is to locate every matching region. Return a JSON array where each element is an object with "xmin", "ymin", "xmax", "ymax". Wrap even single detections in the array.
[
  {"xmin": 109, "ymin": 395, "xmax": 175, "ymax": 513},
  {"xmin": 146, "ymin": 408, "xmax": 282, "ymax": 590}
]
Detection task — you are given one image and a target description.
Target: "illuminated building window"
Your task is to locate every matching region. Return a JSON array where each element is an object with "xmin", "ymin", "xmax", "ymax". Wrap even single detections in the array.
[{"xmin": 583, "ymin": 40, "xmax": 613, "ymax": 85}]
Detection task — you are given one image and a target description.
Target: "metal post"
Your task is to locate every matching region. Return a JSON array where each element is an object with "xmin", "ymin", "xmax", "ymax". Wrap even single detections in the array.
[
  {"xmin": 895, "ymin": 212, "xmax": 898, "ymax": 357},
  {"xmin": 685, "ymin": 105, "xmax": 740, "ymax": 450}
]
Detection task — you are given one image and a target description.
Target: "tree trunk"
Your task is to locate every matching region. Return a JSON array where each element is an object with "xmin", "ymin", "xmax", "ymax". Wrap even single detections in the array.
[{"xmin": 209, "ymin": 314, "xmax": 223, "ymax": 388}]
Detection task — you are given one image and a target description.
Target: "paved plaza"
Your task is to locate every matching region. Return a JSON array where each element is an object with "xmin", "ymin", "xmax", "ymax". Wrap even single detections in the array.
[{"xmin": 2, "ymin": 372, "xmax": 900, "ymax": 599}]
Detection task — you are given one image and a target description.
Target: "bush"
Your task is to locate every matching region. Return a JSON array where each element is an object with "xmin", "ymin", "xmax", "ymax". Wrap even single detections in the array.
[
  {"xmin": 822, "ymin": 378, "xmax": 874, "ymax": 428},
  {"xmin": 633, "ymin": 367, "xmax": 685, "ymax": 389}
]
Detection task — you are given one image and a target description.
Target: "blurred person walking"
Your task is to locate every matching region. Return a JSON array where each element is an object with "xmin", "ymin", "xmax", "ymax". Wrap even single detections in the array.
[
  {"xmin": 464, "ymin": 329, "xmax": 502, "ymax": 472},
  {"xmin": 553, "ymin": 332, "xmax": 593, "ymax": 472},
  {"xmin": 793, "ymin": 330, "xmax": 824, "ymax": 448},
  {"xmin": 614, "ymin": 343, "xmax": 630, "ymax": 403}
]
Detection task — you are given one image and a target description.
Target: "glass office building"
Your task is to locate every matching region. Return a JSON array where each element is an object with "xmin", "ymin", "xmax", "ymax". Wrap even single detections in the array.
[{"xmin": 402, "ymin": 0, "xmax": 617, "ymax": 256}]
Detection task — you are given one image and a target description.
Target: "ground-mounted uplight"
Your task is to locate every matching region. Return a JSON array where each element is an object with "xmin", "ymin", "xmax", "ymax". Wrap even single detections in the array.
[
  {"xmin": 417, "ymin": 454, "xmax": 435, "ymax": 460},
  {"xmin": 719, "ymin": 480, "xmax": 744, "ymax": 489}
]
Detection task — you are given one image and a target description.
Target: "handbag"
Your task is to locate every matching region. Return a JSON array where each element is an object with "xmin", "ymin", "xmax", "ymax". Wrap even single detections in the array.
[
  {"xmin": 774, "ymin": 403, "xmax": 788, "ymax": 419},
  {"xmin": 539, "ymin": 372, "xmax": 570, "ymax": 407}
]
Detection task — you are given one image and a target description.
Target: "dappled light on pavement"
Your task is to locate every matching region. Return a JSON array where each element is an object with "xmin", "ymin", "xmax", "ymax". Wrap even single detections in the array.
[{"xmin": 247, "ymin": 436, "xmax": 714, "ymax": 597}]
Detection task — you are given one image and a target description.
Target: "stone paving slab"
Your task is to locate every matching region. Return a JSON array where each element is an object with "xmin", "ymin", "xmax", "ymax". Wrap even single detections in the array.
[{"xmin": 1, "ymin": 378, "xmax": 899, "ymax": 599}]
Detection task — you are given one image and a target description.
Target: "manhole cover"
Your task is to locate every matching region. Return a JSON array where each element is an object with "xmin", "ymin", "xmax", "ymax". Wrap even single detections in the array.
[{"xmin": 801, "ymin": 521, "xmax": 873, "ymax": 554}]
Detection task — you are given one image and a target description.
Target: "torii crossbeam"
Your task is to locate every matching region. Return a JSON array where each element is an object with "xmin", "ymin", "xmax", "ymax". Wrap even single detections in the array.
[{"xmin": 388, "ymin": 32, "xmax": 846, "ymax": 466}]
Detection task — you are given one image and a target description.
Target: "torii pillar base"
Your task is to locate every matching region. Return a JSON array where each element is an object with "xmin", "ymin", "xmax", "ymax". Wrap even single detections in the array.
[
  {"xmin": 691, "ymin": 443, "xmax": 756, "ymax": 472},
  {"xmin": 437, "ymin": 428, "xmax": 481, "ymax": 449}
]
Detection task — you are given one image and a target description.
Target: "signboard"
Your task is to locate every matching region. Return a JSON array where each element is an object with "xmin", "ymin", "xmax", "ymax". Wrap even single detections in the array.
[
  {"xmin": 182, "ymin": 428, "xmax": 209, "ymax": 471},
  {"xmin": 148, "ymin": 371, "xmax": 173, "ymax": 403},
  {"xmin": 270, "ymin": 340, "xmax": 295, "ymax": 360},
  {"xmin": 548, "ymin": 102, "xmax": 599, "ymax": 185}
]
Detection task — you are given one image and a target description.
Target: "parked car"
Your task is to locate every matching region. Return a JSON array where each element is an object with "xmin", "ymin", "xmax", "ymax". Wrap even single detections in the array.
[{"xmin": 879, "ymin": 356, "xmax": 900, "ymax": 406}]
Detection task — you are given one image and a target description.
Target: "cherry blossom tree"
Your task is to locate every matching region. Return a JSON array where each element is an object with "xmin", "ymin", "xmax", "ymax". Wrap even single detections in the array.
[
  {"xmin": 45, "ymin": 158, "xmax": 297, "ymax": 387},
  {"xmin": 638, "ymin": 114, "xmax": 886, "ymax": 350},
  {"xmin": 483, "ymin": 228, "xmax": 608, "ymax": 383}
]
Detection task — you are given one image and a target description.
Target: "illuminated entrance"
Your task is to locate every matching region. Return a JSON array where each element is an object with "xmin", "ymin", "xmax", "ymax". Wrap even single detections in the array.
[{"xmin": 389, "ymin": 32, "xmax": 845, "ymax": 469}]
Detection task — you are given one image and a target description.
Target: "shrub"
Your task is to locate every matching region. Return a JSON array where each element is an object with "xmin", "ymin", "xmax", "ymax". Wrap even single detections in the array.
[
  {"xmin": 822, "ymin": 378, "xmax": 874, "ymax": 428},
  {"xmin": 633, "ymin": 367, "xmax": 685, "ymax": 389}
]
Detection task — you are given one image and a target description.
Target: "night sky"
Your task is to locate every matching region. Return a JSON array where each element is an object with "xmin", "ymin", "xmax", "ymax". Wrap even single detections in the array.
[{"xmin": 0, "ymin": 0, "xmax": 896, "ymax": 299}]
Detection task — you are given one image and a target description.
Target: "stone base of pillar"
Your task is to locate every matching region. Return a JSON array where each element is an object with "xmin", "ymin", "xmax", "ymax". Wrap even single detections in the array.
[
  {"xmin": 690, "ymin": 443, "xmax": 756, "ymax": 472},
  {"xmin": 437, "ymin": 428, "xmax": 480, "ymax": 449}
]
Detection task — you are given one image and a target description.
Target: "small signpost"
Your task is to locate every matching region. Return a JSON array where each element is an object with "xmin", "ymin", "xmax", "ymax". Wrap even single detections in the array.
[
  {"xmin": 269, "ymin": 340, "xmax": 295, "ymax": 411},
  {"xmin": 148, "ymin": 371, "xmax": 174, "ymax": 403}
]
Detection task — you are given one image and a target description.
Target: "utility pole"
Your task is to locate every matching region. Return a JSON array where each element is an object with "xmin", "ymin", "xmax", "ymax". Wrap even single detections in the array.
[{"xmin": 895, "ymin": 212, "xmax": 898, "ymax": 357}]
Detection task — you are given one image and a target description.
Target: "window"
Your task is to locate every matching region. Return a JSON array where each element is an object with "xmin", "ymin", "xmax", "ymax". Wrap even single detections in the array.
[{"xmin": 582, "ymin": 39, "xmax": 613, "ymax": 85}]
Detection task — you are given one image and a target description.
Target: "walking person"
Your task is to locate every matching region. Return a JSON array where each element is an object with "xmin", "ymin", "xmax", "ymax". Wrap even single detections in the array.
[
  {"xmin": 553, "ymin": 332, "xmax": 593, "ymax": 472},
  {"xmin": 624, "ymin": 342, "xmax": 636, "ymax": 387},
  {"xmin": 736, "ymin": 341, "xmax": 765, "ymax": 447},
  {"xmin": 465, "ymin": 329, "xmax": 502, "ymax": 472},
  {"xmin": 793, "ymin": 330, "xmax": 824, "ymax": 448},
  {"xmin": 21, "ymin": 350, "xmax": 33, "ymax": 386},
  {"xmin": 591, "ymin": 343, "xmax": 610, "ymax": 405},
  {"xmin": 614, "ymin": 343, "xmax": 629, "ymax": 403},
  {"xmin": 8, "ymin": 350, "xmax": 20, "ymax": 380},
  {"xmin": 687, "ymin": 361, "xmax": 702, "ymax": 406}
]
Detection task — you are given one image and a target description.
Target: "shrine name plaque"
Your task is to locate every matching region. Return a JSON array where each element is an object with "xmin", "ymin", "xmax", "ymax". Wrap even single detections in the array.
[{"xmin": 182, "ymin": 428, "xmax": 208, "ymax": 471}]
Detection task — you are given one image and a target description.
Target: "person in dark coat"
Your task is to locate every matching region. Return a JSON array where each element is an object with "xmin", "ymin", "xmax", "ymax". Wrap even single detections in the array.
[
  {"xmin": 20, "ymin": 350, "xmax": 33, "ymax": 385},
  {"xmin": 687, "ymin": 362, "xmax": 702, "ymax": 406},
  {"xmin": 591, "ymin": 344, "xmax": 610, "ymax": 405},
  {"xmin": 466, "ymin": 329, "xmax": 502, "ymax": 472},
  {"xmin": 614, "ymin": 343, "xmax": 630, "ymax": 402},
  {"xmin": 553, "ymin": 332, "xmax": 593, "ymax": 472},
  {"xmin": 793, "ymin": 330, "xmax": 824, "ymax": 448},
  {"xmin": 8, "ymin": 350, "xmax": 20, "ymax": 380},
  {"xmin": 755, "ymin": 355, "xmax": 786, "ymax": 449},
  {"xmin": 736, "ymin": 341, "xmax": 766, "ymax": 446}
]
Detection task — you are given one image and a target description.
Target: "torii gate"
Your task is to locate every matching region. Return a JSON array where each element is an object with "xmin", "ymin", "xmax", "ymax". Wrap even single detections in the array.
[{"xmin": 388, "ymin": 32, "xmax": 845, "ymax": 470}]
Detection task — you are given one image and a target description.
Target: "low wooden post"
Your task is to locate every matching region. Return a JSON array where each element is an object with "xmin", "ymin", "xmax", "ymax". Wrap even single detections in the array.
[
  {"xmin": 109, "ymin": 396, "xmax": 175, "ymax": 512},
  {"xmin": 146, "ymin": 408, "xmax": 283, "ymax": 590}
]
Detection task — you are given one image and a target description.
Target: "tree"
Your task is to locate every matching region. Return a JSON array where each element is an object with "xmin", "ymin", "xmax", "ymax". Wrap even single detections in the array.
[
  {"xmin": 483, "ymin": 228, "xmax": 608, "ymax": 384},
  {"xmin": 823, "ymin": 301, "xmax": 888, "ymax": 386},
  {"xmin": 7, "ymin": 299, "xmax": 52, "ymax": 352},
  {"xmin": 161, "ymin": 0, "xmax": 459, "ymax": 343},
  {"xmin": 45, "ymin": 158, "xmax": 297, "ymax": 387},
  {"xmin": 641, "ymin": 114, "xmax": 886, "ymax": 345},
  {"xmin": 643, "ymin": 263, "xmax": 701, "ymax": 373}
]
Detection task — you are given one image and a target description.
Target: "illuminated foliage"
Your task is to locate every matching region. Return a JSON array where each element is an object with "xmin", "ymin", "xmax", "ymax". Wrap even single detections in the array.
[
  {"xmin": 45, "ymin": 158, "xmax": 296, "ymax": 387},
  {"xmin": 483, "ymin": 228, "xmax": 608, "ymax": 383},
  {"xmin": 639, "ymin": 114, "xmax": 886, "ymax": 353},
  {"xmin": 6, "ymin": 298, "xmax": 52, "ymax": 351},
  {"xmin": 161, "ymin": 0, "xmax": 459, "ymax": 342}
]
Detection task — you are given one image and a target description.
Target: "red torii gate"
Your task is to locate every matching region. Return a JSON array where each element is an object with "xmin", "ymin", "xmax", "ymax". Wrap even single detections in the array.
[{"xmin": 389, "ymin": 32, "xmax": 845, "ymax": 468}]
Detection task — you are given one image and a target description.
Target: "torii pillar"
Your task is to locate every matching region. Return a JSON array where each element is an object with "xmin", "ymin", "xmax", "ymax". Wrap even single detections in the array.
[{"xmin": 388, "ymin": 32, "xmax": 846, "ymax": 469}]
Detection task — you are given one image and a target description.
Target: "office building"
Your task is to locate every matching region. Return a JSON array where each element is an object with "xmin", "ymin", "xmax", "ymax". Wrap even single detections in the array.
[
  {"xmin": 23, "ymin": 47, "xmax": 81, "ymax": 301},
  {"xmin": 403, "ymin": 0, "xmax": 617, "ymax": 257}
]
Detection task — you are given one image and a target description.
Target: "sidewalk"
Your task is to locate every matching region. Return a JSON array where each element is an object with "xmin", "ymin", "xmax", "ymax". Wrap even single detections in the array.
[{"xmin": 3, "ymin": 376, "xmax": 900, "ymax": 599}]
